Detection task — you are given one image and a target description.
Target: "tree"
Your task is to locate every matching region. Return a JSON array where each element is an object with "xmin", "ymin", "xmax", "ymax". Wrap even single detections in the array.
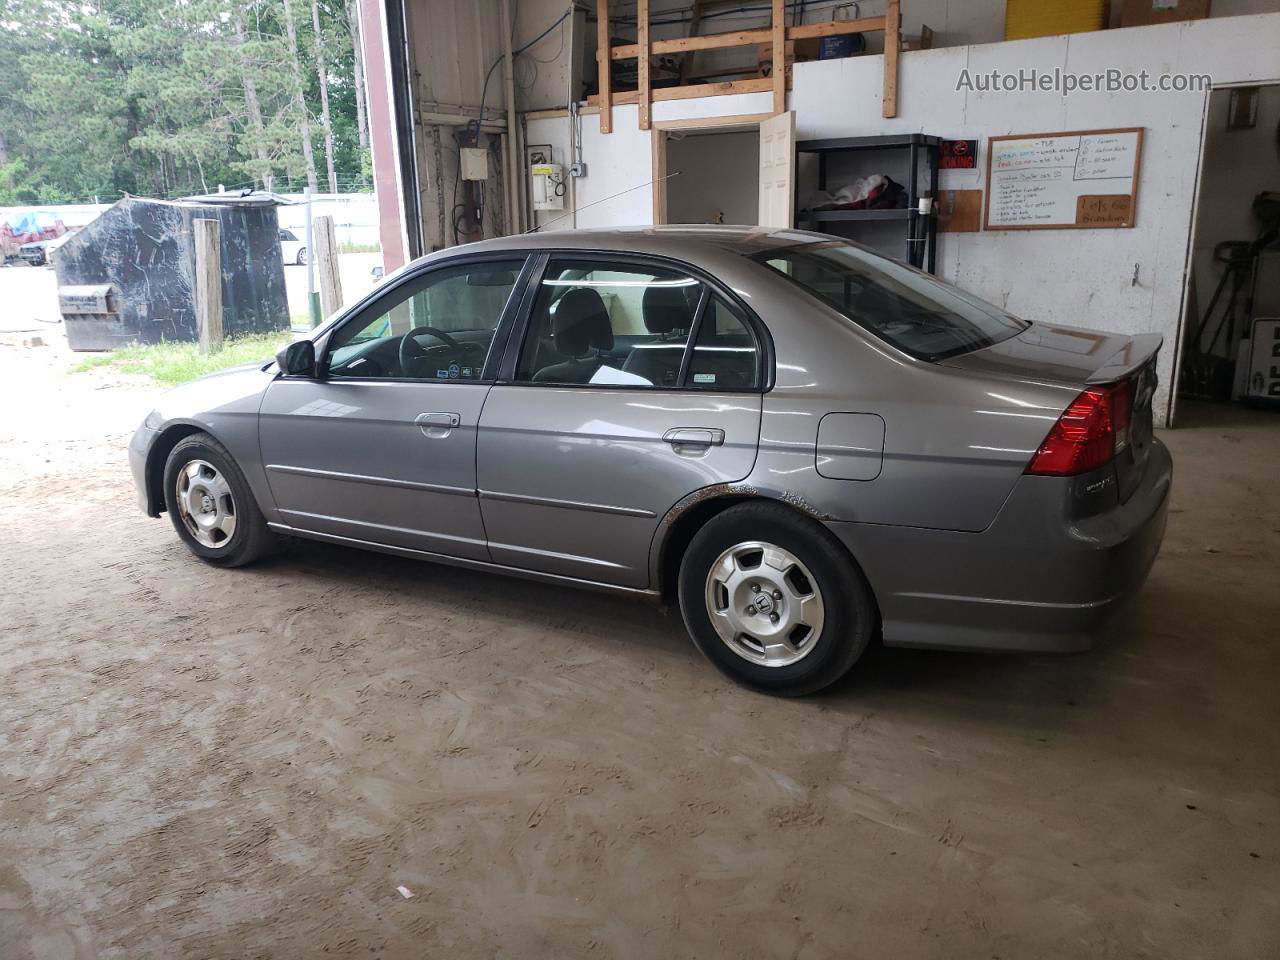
[
  {"xmin": 310, "ymin": 0, "xmax": 337, "ymax": 192},
  {"xmin": 278, "ymin": 0, "xmax": 318, "ymax": 192},
  {"xmin": 346, "ymin": 0, "xmax": 369, "ymax": 154},
  {"xmin": 0, "ymin": 0, "xmax": 369, "ymax": 202}
]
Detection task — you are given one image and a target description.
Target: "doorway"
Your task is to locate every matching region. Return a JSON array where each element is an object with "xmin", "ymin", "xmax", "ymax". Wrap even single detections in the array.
[
  {"xmin": 653, "ymin": 120, "xmax": 762, "ymax": 227},
  {"xmin": 1177, "ymin": 82, "xmax": 1280, "ymax": 421}
]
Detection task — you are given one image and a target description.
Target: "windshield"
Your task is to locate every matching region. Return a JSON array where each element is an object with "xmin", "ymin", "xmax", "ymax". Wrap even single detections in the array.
[{"xmin": 756, "ymin": 240, "xmax": 1028, "ymax": 360}]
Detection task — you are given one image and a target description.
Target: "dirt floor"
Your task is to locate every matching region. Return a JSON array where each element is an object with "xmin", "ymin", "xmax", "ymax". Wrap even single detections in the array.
[{"xmin": 1, "ymin": 337, "xmax": 1278, "ymax": 960}]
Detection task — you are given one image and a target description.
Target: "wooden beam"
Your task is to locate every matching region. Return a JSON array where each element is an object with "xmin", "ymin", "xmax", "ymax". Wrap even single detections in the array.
[
  {"xmin": 596, "ymin": 0, "xmax": 611, "ymax": 133},
  {"xmin": 653, "ymin": 111, "xmax": 772, "ymax": 130},
  {"xmin": 650, "ymin": 129, "xmax": 665, "ymax": 224},
  {"xmin": 612, "ymin": 18, "xmax": 887, "ymax": 60},
  {"xmin": 612, "ymin": 28, "xmax": 770, "ymax": 59},
  {"xmin": 787, "ymin": 16, "xmax": 886, "ymax": 40},
  {"xmin": 638, "ymin": 0, "xmax": 651, "ymax": 129},
  {"xmin": 883, "ymin": 0, "xmax": 899, "ymax": 118},
  {"xmin": 771, "ymin": 0, "xmax": 785, "ymax": 114},
  {"xmin": 588, "ymin": 77, "xmax": 772, "ymax": 107}
]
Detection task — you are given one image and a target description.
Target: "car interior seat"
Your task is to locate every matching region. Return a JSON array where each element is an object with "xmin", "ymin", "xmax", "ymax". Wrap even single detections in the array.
[
  {"xmin": 532, "ymin": 287, "xmax": 615, "ymax": 383},
  {"xmin": 621, "ymin": 284, "xmax": 697, "ymax": 386}
]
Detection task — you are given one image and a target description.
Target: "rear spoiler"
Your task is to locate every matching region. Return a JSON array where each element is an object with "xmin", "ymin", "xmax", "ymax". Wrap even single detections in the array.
[{"xmin": 1085, "ymin": 333, "xmax": 1163, "ymax": 384}]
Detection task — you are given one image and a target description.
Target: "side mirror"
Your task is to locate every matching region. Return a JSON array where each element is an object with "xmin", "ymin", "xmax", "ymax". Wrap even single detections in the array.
[{"xmin": 276, "ymin": 339, "xmax": 317, "ymax": 377}]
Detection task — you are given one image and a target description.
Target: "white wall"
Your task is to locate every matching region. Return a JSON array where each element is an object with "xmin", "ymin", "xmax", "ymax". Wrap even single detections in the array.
[
  {"xmin": 666, "ymin": 130, "xmax": 760, "ymax": 225},
  {"xmin": 524, "ymin": 12, "xmax": 1280, "ymax": 423},
  {"xmin": 1187, "ymin": 84, "xmax": 1280, "ymax": 354},
  {"xmin": 790, "ymin": 13, "xmax": 1280, "ymax": 424},
  {"xmin": 584, "ymin": 0, "xmax": 1280, "ymax": 81},
  {"xmin": 527, "ymin": 93, "xmax": 773, "ymax": 232}
]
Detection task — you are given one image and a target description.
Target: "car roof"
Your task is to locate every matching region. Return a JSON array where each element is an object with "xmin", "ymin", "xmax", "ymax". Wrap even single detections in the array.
[{"xmin": 434, "ymin": 226, "xmax": 826, "ymax": 263}]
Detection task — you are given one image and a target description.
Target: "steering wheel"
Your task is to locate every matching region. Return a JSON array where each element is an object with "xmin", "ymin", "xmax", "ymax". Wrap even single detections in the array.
[{"xmin": 398, "ymin": 325, "xmax": 463, "ymax": 375}]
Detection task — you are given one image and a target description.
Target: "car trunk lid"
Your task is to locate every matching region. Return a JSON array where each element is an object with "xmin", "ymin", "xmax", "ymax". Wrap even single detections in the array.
[{"xmin": 943, "ymin": 324, "xmax": 1161, "ymax": 502}]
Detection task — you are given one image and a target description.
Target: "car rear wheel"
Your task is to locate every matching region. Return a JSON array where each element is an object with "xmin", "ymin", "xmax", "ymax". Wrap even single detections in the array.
[
  {"xmin": 678, "ymin": 501, "xmax": 876, "ymax": 696},
  {"xmin": 296, "ymin": 246, "xmax": 308, "ymax": 266},
  {"xmin": 163, "ymin": 432, "xmax": 275, "ymax": 568}
]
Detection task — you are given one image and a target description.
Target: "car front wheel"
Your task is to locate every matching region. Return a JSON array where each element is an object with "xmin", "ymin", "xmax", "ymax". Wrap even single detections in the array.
[
  {"xmin": 163, "ymin": 432, "xmax": 275, "ymax": 568},
  {"xmin": 678, "ymin": 501, "xmax": 876, "ymax": 696}
]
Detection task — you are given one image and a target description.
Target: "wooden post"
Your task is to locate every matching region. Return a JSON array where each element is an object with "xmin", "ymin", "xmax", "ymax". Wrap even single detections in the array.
[
  {"xmin": 883, "ymin": 0, "xmax": 900, "ymax": 118},
  {"xmin": 596, "ymin": 0, "xmax": 612, "ymax": 133},
  {"xmin": 771, "ymin": 0, "xmax": 786, "ymax": 115},
  {"xmin": 650, "ymin": 129, "xmax": 666, "ymax": 224},
  {"xmin": 314, "ymin": 215, "xmax": 344, "ymax": 320},
  {"xmin": 638, "ymin": 0, "xmax": 651, "ymax": 130},
  {"xmin": 194, "ymin": 218, "xmax": 222, "ymax": 355}
]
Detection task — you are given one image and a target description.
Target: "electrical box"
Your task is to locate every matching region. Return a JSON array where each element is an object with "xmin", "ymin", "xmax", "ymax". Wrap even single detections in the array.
[
  {"xmin": 460, "ymin": 147, "xmax": 489, "ymax": 181},
  {"xmin": 531, "ymin": 163, "xmax": 566, "ymax": 211}
]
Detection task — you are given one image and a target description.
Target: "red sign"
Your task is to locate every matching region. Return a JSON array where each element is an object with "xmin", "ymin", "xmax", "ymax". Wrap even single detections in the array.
[{"xmin": 940, "ymin": 139, "xmax": 978, "ymax": 170}]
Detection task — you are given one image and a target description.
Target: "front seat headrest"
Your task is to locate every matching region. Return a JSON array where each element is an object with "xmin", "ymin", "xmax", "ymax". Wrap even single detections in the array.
[
  {"xmin": 552, "ymin": 288, "xmax": 614, "ymax": 357},
  {"xmin": 642, "ymin": 283, "xmax": 697, "ymax": 335}
]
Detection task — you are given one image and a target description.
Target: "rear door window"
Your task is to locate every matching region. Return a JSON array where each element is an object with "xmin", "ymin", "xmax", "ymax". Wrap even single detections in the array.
[
  {"xmin": 515, "ymin": 259, "xmax": 702, "ymax": 387},
  {"xmin": 684, "ymin": 296, "xmax": 760, "ymax": 390},
  {"xmin": 758, "ymin": 240, "xmax": 1027, "ymax": 360}
]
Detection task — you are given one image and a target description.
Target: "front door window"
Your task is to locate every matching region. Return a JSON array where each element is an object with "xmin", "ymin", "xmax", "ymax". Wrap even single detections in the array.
[{"xmin": 325, "ymin": 260, "xmax": 524, "ymax": 381}]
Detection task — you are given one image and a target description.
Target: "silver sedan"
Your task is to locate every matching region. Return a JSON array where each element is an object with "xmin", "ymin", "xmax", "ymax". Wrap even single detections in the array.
[{"xmin": 129, "ymin": 227, "xmax": 1171, "ymax": 695}]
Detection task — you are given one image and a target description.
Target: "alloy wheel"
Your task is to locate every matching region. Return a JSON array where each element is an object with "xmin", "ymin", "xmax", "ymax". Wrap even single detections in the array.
[
  {"xmin": 704, "ymin": 540, "xmax": 825, "ymax": 667},
  {"xmin": 174, "ymin": 459, "xmax": 237, "ymax": 549}
]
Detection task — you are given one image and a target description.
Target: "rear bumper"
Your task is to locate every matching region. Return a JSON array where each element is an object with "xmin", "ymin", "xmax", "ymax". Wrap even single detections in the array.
[{"xmin": 824, "ymin": 438, "xmax": 1172, "ymax": 653}]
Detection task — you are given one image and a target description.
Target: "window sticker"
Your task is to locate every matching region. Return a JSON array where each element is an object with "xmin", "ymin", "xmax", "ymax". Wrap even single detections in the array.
[{"xmin": 693, "ymin": 372, "xmax": 716, "ymax": 384}]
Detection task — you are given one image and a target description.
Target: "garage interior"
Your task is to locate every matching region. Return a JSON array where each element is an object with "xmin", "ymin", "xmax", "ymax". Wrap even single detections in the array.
[{"xmin": 4, "ymin": 0, "xmax": 1280, "ymax": 957}]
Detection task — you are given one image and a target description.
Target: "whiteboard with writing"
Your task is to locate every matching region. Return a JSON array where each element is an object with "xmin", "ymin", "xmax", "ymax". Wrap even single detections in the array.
[{"xmin": 984, "ymin": 128, "xmax": 1143, "ymax": 230}]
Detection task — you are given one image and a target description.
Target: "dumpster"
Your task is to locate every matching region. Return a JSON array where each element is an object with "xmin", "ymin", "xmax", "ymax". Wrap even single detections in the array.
[{"xmin": 54, "ymin": 195, "xmax": 289, "ymax": 351}]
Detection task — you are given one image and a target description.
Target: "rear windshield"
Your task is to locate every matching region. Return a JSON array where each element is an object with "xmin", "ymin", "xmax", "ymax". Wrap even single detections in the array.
[{"xmin": 755, "ymin": 240, "xmax": 1028, "ymax": 361}]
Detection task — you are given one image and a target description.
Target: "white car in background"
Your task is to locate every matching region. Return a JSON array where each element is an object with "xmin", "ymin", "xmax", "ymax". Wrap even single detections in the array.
[{"xmin": 279, "ymin": 229, "xmax": 307, "ymax": 266}]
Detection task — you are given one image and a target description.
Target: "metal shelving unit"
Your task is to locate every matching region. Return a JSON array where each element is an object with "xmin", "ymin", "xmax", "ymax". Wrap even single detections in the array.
[{"xmin": 795, "ymin": 134, "xmax": 941, "ymax": 273}]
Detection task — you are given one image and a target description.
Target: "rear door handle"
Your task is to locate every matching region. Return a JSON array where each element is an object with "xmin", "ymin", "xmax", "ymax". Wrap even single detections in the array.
[
  {"xmin": 415, "ymin": 412, "xmax": 461, "ymax": 437},
  {"xmin": 663, "ymin": 427, "xmax": 725, "ymax": 448}
]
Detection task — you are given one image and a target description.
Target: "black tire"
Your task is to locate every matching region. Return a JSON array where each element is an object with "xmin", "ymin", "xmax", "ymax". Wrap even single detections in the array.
[
  {"xmin": 163, "ymin": 432, "xmax": 276, "ymax": 568},
  {"xmin": 297, "ymin": 247, "xmax": 307, "ymax": 266},
  {"xmin": 678, "ymin": 501, "xmax": 876, "ymax": 696}
]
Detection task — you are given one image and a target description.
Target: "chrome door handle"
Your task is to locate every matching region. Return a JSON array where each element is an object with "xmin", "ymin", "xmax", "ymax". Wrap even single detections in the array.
[
  {"xmin": 415, "ymin": 412, "xmax": 461, "ymax": 436},
  {"xmin": 663, "ymin": 427, "xmax": 725, "ymax": 448}
]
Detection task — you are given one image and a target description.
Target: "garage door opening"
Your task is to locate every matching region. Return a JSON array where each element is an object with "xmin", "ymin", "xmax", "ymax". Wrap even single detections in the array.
[{"xmin": 657, "ymin": 125, "xmax": 761, "ymax": 227}]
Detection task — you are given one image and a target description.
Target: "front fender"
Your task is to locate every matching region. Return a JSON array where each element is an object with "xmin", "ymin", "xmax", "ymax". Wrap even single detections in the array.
[{"xmin": 134, "ymin": 364, "xmax": 278, "ymax": 519}]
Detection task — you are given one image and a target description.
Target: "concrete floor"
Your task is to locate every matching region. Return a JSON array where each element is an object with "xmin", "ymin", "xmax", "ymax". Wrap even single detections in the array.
[{"xmin": 1, "ymin": 341, "xmax": 1278, "ymax": 959}]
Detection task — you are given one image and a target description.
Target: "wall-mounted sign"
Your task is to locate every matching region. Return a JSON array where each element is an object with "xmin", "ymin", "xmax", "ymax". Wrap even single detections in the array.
[
  {"xmin": 940, "ymin": 139, "xmax": 978, "ymax": 169},
  {"xmin": 984, "ymin": 128, "xmax": 1144, "ymax": 231}
]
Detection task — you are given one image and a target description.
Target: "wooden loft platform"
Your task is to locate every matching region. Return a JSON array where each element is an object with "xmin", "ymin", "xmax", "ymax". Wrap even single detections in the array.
[{"xmin": 589, "ymin": 0, "xmax": 901, "ymax": 133}]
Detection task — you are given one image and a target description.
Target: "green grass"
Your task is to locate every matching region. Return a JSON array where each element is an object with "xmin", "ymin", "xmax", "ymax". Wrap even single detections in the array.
[
  {"xmin": 70, "ymin": 332, "xmax": 294, "ymax": 386},
  {"xmin": 339, "ymin": 242, "xmax": 382, "ymax": 254}
]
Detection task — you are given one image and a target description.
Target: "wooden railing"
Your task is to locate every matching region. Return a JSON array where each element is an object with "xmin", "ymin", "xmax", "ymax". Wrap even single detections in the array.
[{"xmin": 592, "ymin": 0, "xmax": 901, "ymax": 133}]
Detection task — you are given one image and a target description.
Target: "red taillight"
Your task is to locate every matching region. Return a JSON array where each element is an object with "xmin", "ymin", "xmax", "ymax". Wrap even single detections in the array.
[{"xmin": 1025, "ymin": 380, "xmax": 1132, "ymax": 476}]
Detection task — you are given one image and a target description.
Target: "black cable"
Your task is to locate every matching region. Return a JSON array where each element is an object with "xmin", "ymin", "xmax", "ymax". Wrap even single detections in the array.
[{"xmin": 474, "ymin": 7, "xmax": 576, "ymax": 140}]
